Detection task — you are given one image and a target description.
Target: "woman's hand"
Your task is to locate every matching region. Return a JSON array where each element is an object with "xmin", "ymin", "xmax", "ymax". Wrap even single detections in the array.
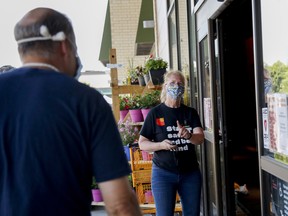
[
  {"xmin": 177, "ymin": 120, "xmax": 204, "ymax": 145},
  {"xmin": 160, "ymin": 139, "xmax": 178, "ymax": 151},
  {"xmin": 139, "ymin": 136, "xmax": 178, "ymax": 152},
  {"xmin": 177, "ymin": 120, "xmax": 191, "ymax": 139}
]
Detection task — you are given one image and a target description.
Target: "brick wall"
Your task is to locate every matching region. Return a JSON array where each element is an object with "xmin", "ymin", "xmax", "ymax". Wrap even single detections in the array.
[{"xmin": 110, "ymin": 0, "xmax": 147, "ymax": 82}]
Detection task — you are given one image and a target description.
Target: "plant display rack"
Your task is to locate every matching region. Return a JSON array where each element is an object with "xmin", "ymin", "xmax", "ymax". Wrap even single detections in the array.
[{"xmin": 109, "ymin": 48, "xmax": 161, "ymax": 122}]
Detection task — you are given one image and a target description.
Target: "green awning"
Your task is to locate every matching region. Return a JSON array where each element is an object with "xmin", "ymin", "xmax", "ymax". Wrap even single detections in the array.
[
  {"xmin": 99, "ymin": 1, "xmax": 111, "ymax": 66},
  {"xmin": 99, "ymin": 0, "xmax": 154, "ymax": 63},
  {"xmin": 135, "ymin": 0, "xmax": 155, "ymax": 55}
]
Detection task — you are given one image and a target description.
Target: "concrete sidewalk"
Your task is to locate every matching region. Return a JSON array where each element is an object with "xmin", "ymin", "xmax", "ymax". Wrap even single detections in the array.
[{"xmin": 91, "ymin": 206, "xmax": 107, "ymax": 216}]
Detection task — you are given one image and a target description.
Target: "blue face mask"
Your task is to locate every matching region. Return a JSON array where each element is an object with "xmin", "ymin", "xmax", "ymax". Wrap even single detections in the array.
[
  {"xmin": 74, "ymin": 56, "xmax": 83, "ymax": 80},
  {"xmin": 166, "ymin": 84, "xmax": 185, "ymax": 100}
]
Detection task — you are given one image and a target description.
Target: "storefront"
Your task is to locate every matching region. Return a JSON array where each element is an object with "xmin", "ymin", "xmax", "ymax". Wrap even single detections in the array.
[{"xmin": 191, "ymin": 0, "xmax": 288, "ymax": 215}]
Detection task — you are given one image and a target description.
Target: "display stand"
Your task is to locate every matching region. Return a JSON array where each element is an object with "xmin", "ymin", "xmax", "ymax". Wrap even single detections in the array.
[{"xmin": 109, "ymin": 48, "xmax": 161, "ymax": 122}]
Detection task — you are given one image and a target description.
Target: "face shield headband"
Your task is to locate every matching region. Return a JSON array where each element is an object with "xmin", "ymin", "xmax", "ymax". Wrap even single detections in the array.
[{"xmin": 17, "ymin": 25, "xmax": 66, "ymax": 44}]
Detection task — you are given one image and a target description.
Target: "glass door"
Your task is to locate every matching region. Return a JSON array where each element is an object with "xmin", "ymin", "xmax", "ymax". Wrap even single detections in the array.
[
  {"xmin": 199, "ymin": 35, "xmax": 224, "ymax": 216},
  {"xmin": 197, "ymin": 1, "xmax": 260, "ymax": 215},
  {"xmin": 209, "ymin": 1, "xmax": 260, "ymax": 215}
]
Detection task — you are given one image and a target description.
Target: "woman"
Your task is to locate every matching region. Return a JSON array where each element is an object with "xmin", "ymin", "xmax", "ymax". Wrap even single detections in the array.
[{"xmin": 139, "ymin": 70, "xmax": 204, "ymax": 216}]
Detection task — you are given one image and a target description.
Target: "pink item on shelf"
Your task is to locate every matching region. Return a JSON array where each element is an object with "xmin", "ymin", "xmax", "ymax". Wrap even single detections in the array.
[
  {"xmin": 129, "ymin": 109, "xmax": 144, "ymax": 123},
  {"xmin": 92, "ymin": 189, "xmax": 103, "ymax": 202},
  {"xmin": 141, "ymin": 151, "xmax": 153, "ymax": 161}
]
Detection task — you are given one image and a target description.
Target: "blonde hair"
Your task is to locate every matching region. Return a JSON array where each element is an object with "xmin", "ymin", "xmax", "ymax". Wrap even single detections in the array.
[{"xmin": 160, "ymin": 70, "xmax": 186, "ymax": 102}]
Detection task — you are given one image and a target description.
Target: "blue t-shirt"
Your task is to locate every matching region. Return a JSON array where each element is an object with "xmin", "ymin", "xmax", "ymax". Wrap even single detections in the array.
[
  {"xmin": 0, "ymin": 68, "xmax": 131, "ymax": 216},
  {"xmin": 140, "ymin": 103, "xmax": 202, "ymax": 173}
]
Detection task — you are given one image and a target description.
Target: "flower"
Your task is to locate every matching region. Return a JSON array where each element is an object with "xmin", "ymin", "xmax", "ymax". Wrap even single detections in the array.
[
  {"xmin": 129, "ymin": 68, "xmax": 139, "ymax": 85},
  {"xmin": 118, "ymin": 118, "xmax": 139, "ymax": 145},
  {"xmin": 119, "ymin": 94, "xmax": 144, "ymax": 110},
  {"xmin": 135, "ymin": 65, "xmax": 144, "ymax": 77},
  {"xmin": 143, "ymin": 54, "xmax": 168, "ymax": 75},
  {"xmin": 119, "ymin": 95, "xmax": 131, "ymax": 110},
  {"xmin": 129, "ymin": 94, "xmax": 142, "ymax": 109}
]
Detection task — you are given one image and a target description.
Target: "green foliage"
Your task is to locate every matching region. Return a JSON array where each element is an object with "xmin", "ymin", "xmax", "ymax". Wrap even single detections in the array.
[
  {"xmin": 144, "ymin": 55, "xmax": 168, "ymax": 75},
  {"xmin": 91, "ymin": 176, "xmax": 99, "ymax": 189},
  {"xmin": 266, "ymin": 61, "xmax": 288, "ymax": 93},
  {"xmin": 129, "ymin": 94, "xmax": 142, "ymax": 109},
  {"xmin": 281, "ymin": 77, "xmax": 288, "ymax": 93},
  {"xmin": 128, "ymin": 174, "xmax": 133, "ymax": 187},
  {"xmin": 140, "ymin": 90, "xmax": 161, "ymax": 108},
  {"xmin": 120, "ymin": 92, "xmax": 156, "ymax": 110}
]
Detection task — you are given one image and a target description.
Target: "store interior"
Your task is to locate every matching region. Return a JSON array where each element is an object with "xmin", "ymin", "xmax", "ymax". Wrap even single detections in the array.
[{"xmin": 218, "ymin": 0, "xmax": 261, "ymax": 215}]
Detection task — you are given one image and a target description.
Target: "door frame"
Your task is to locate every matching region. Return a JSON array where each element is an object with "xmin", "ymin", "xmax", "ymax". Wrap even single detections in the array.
[{"xmin": 196, "ymin": 23, "xmax": 225, "ymax": 215}]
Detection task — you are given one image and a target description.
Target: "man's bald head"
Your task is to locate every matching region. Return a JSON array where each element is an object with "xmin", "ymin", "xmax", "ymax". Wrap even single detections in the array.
[
  {"xmin": 13, "ymin": 7, "xmax": 80, "ymax": 78},
  {"xmin": 16, "ymin": 7, "xmax": 52, "ymax": 27}
]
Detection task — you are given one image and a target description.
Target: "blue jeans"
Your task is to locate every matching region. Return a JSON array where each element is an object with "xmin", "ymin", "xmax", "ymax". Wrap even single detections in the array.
[{"xmin": 151, "ymin": 163, "xmax": 202, "ymax": 216}]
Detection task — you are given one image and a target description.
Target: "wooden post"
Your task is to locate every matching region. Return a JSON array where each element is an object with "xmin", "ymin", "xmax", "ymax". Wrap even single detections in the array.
[{"xmin": 109, "ymin": 48, "xmax": 120, "ymax": 122}]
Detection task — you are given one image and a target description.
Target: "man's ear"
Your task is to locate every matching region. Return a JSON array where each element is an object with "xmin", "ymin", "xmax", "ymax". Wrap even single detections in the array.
[{"xmin": 59, "ymin": 40, "xmax": 70, "ymax": 56}]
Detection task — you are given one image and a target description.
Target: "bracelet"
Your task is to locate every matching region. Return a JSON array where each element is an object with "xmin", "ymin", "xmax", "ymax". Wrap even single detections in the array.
[{"xmin": 186, "ymin": 133, "xmax": 192, "ymax": 140}]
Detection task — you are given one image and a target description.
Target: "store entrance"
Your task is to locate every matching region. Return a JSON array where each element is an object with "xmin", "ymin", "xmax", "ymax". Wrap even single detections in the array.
[{"xmin": 214, "ymin": 0, "xmax": 261, "ymax": 215}]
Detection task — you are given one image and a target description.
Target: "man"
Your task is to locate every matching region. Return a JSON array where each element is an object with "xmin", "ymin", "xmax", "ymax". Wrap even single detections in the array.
[{"xmin": 0, "ymin": 7, "xmax": 142, "ymax": 216}]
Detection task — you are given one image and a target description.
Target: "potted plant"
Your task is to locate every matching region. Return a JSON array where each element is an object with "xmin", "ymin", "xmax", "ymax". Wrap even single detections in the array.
[
  {"xmin": 91, "ymin": 176, "xmax": 103, "ymax": 202},
  {"xmin": 130, "ymin": 69, "xmax": 139, "ymax": 85},
  {"xmin": 126, "ymin": 58, "xmax": 139, "ymax": 85},
  {"xmin": 135, "ymin": 65, "xmax": 146, "ymax": 86},
  {"xmin": 118, "ymin": 118, "xmax": 139, "ymax": 145},
  {"xmin": 118, "ymin": 118, "xmax": 139, "ymax": 160},
  {"xmin": 140, "ymin": 90, "xmax": 161, "ymax": 109},
  {"xmin": 142, "ymin": 65, "xmax": 151, "ymax": 85},
  {"xmin": 144, "ymin": 54, "xmax": 168, "ymax": 85},
  {"xmin": 140, "ymin": 90, "xmax": 161, "ymax": 119},
  {"xmin": 128, "ymin": 94, "xmax": 143, "ymax": 122},
  {"xmin": 119, "ymin": 95, "xmax": 131, "ymax": 121}
]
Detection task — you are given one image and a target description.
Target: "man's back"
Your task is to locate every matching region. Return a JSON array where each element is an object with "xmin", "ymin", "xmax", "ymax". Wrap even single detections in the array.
[{"xmin": 0, "ymin": 68, "xmax": 130, "ymax": 216}]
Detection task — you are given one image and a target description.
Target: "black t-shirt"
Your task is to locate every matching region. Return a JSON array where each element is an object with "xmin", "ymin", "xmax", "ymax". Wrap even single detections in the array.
[
  {"xmin": 140, "ymin": 103, "xmax": 202, "ymax": 173},
  {"xmin": 0, "ymin": 68, "xmax": 131, "ymax": 216}
]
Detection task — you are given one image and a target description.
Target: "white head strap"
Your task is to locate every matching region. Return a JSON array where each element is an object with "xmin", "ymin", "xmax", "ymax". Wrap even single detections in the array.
[{"xmin": 17, "ymin": 25, "xmax": 66, "ymax": 44}]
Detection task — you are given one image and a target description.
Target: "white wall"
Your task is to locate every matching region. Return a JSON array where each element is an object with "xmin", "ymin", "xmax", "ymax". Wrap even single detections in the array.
[{"xmin": 155, "ymin": 0, "xmax": 169, "ymax": 62}]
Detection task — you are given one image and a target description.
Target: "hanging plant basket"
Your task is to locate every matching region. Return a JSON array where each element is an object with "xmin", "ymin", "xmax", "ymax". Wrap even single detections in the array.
[{"xmin": 149, "ymin": 68, "xmax": 167, "ymax": 85}]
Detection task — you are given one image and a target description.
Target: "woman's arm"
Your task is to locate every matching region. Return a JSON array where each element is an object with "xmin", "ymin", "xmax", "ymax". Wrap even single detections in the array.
[
  {"xmin": 138, "ymin": 135, "xmax": 177, "ymax": 152},
  {"xmin": 188, "ymin": 127, "xmax": 204, "ymax": 145},
  {"xmin": 177, "ymin": 120, "xmax": 204, "ymax": 145}
]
